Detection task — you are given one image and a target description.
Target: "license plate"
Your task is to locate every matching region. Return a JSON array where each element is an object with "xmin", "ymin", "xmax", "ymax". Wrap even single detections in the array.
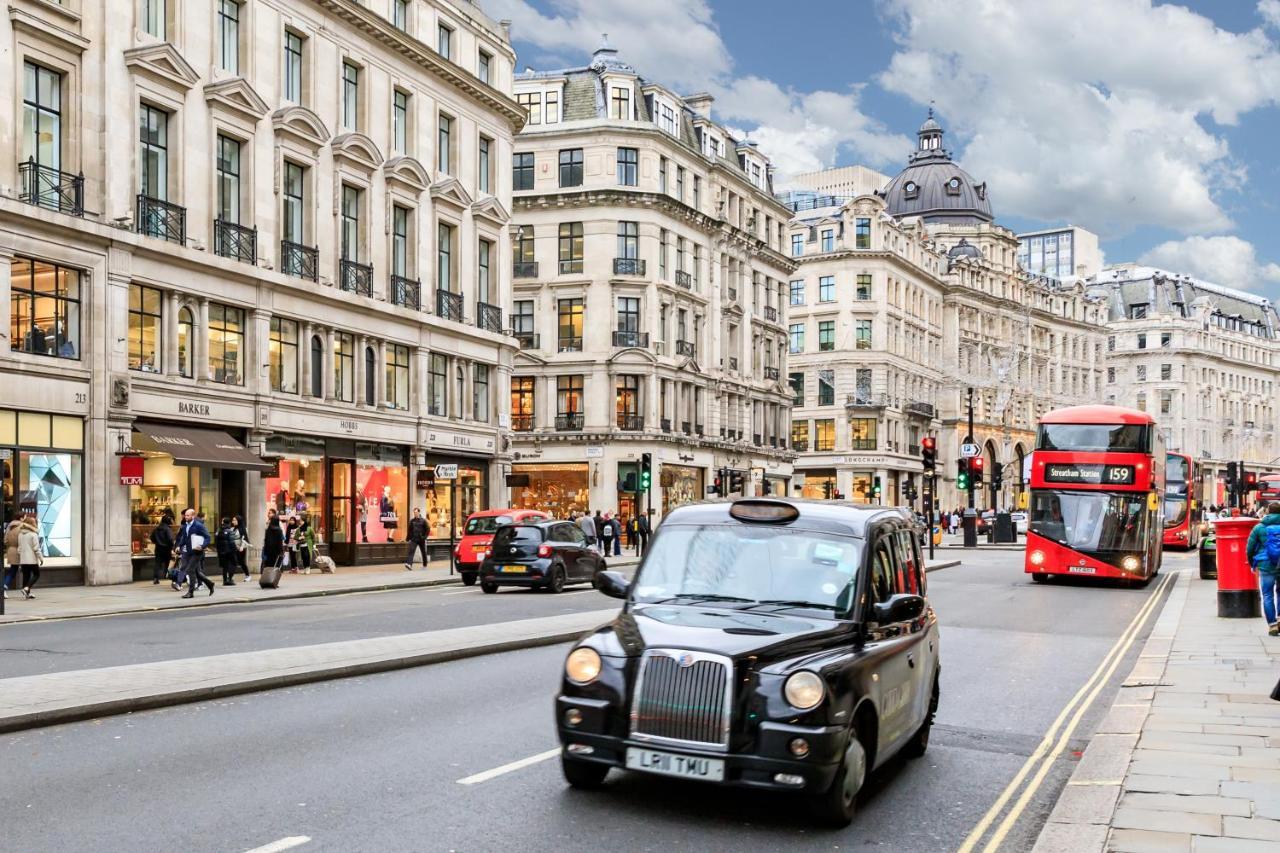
[
  {"xmin": 625, "ymin": 747, "xmax": 725, "ymax": 781},
  {"xmin": 500, "ymin": 564, "xmax": 525, "ymax": 573},
  {"xmin": 1068, "ymin": 566, "xmax": 1096, "ymax": 574},
  {"xmin": 474, "ymin": 551, "xmax": 487, "ymax": 561}
]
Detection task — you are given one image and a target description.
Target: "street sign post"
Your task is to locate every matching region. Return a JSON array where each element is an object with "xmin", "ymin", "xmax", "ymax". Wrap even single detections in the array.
[
  {"xmin": 434, "ymin": 463, "xmax": 458, "ymax": 480},
  {"xmin": 960, "ymin": 443, "xmax": 980, "ymax": 458},
  {"xmin": 432, "ymin": 464, "xmax": 459, "ymax": 573}
]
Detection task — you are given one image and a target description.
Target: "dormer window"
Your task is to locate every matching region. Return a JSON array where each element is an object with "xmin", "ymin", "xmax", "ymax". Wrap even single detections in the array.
[
  {"xmin": 658, "ymin": 102, "xmax": 678, "ymax": 136},
  {"xmin": 904, "ymin": 180, "xmax": 919, "ymax": 200},
  {"xmin": 945, "ymin": 176, "xmax": 962, "ymax": 195},
  {"xmin": 516, "ymin": 89, "xmax": 560, "ymax": 125},
  {"xmin": 609, "ymin": 86, "xmax": 631, "ymax": 121}
]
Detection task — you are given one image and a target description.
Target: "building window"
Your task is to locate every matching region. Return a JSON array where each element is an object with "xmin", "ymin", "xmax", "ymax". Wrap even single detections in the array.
[
  {"xmin": 340, "ymin": 185, "xmax": 362, "ymax": 261},
  {"xmin": 179, "ymin": 308, "xmax": 195, "ymax": 379},
  {"xmin": 333, "ymin": 332, "xmax": 354, "ymax": 402},
  {"xmin": 855, "ymin": 368, "xmax": 872, "ymax": 403},
  {"xmin": 386, "ymin": 344, "xmax": 410, "ymax": 410},
  {"xmin": 512, "ymin": 300, "xmax": 534, "ymax": 335},
  {"xmin": 392, "ymin": 0, "xmax": 409, "ymax": 30},
  {"xmin": 10, "ymin": 258, "xmax": 80, "ymax": 360},
  {"xmin": 1161, "ymin": 332, "xmax": 1172, "ymax": 347},
  {"xmin": 477, "ymin": 50, "xmax": 492, "ymax": 84},
  {"xmin": 789, "ymin": 280, "xmax": 805, "ymax": 305},
  {"xmin": 850, "ymin": 418, "xmax": 876, "ymax": 450},
  {"xmin": 789, "ymin": 323, "xmax": 804, "ymax": 353},
  {"xmin": 558, "ymin": 148, "xmax": 583, "ymax": 187},
  {"xmin": 437, "ymin": 222, "xmax": 454, "ymax": 292},
  {"xmin": 659, "ymin": 157, "xmax": 667, "ymax": 193},
  {"xmin": 1129, "ymin": 304, "xmax": 1148, "ymax": 320},
  {"xmin": 269, "ymin": 316, "xmax": 298, "ymax": 394},
  {"xmin": 1159, "ymin": 390, "xmax": 1172, "ymax": 415},
  {"xmin": 693, "ymin": 176, "xmax": 701, "ymax": 210},
  {"xmin": 821, "ymin": 229, "xmax": 834, "ymax": 252},
  {"xmin": 658, "ymin": 102, "xmax": 677, "ymax": 134},
  {"xmin": 814, "ymin": 419, "xmax": 835, "ymax": 452},
  {"xmin": 363, "ymin": 347, "xmax": 377, "ymax": 406},
  {"xmin": 218, "ymin": 0, "xmax": 240, "ymax": 74},
  {"xmin": 789, "ymin": 372, "xmax": 804, "ymax": 406},
  {"xmin": 558, "ymin": 298, "xmax": 584, "ymax": 352},
  {"xmin": 208, "ymin": 303, "xmax": 244, "ymax": 385},
  {"xmin": 477, "ymin": 239, "xmax": 492, "ymax": 303},
  {"xmin": 473, "ymin": 363, "xmax": 490, "ymax": 422},
  {"xmin": 855, "ymin": 319, "xmax": 872, "ymax": 350},
  {"xmin": 428, "ymin": 353, "xmax": 447, "ymax": 416},
  {"xmin": 609, "ymin": 86, "xmax": 631, "ymax": 120},
  {"xmin": 283, "ymin": 31, "xmax": 304, "ymax": 102},
  {"xmin": 142, "ymin": 0, "xmax": 166, "ymax": 38},
  {"xmin": 855, "ymin": 218, "xmax": 870, "ymax": 249},
  {"xmin": 1107, "ymin": 335, "xmax": 1115, "ymax": 352},
  {"xmin": 659, "ymin": 229, "xmax": 668, "ymax": 278},
  {"xmin": 512, "ymin": 376, "xmax": 535, "ymax": 430},
  {"xmin": 819, "ymin": 320, "xmax": 835, "ymax": 352},
  {"xmin": 791, "ymin": 420, "xmax": 809, "ymax": 452},
  {"xmin": 138, "ymin": 104, "xmax": 168, "ymax": 200},
  {"xmin": 1107, "ymin": 367, "xmax": 1116, "ymax": 384},
  {"xmin": 676, "ymin": 166, "xmax": 685, "ymax": 201},
  {"xmin": 1136, "ymin": 392, "xmax": 1146, "ymax": 412},
  {"xmin": 215, "ymin": 135, "xmax": 241, "ymax": 225},
  {"xmin": 558, "ymin": 375, "xmax": 584, "ymax": 417},
  {"xmin": 818, "ymin": 369, "xmax": 835, "ymax": 406},
  {"xmin": 392, "ymin": 89, "xmax": 409, "ymax": 154},
  {"xmin": 21, "ymin": 62, "xmax": 62, "ymax": 184},
  {"xmin": 617, "ymin": 221, "xmax": 639, "ymax": 260},
  {"xmin": 437, "ymin": 113, "xmax": 453, "ymax": 174},
  {"xmin": 517, "ymin": 92, "xmax": 541, "ymax": 125},
  {"xmin": 1136, "ymin": 365, "xmax": 1146, "ymax": 382},
  {"xmin": 308, "ymin": 335, "xmax": 323, "ymax": 396},
  {"xmin": 513, "ymin": 152, "xmax": 534, "ymax": 191},
  {"xmin": 1160, "ymin": 363, "xmax": 1172, "ymax": 380},
  {"xmin": 128, "ymin": 283, "xmax": 162, "ymax": 372},
  {"xmin": 558, "ymin": 222, "xmax": 583, "ymax": 274},
  {"xmin": 617, "ymin": 147, "xmax": 638, "ymax": 186},
  {"xmin": 282, "ymin": 161, "xmax": 305, "ymax": 245},
  {"xmin": 616, "ymin": 296, "xmax": 640, "ymax": 334},
  {"xmin": 544, "ymin": 91, "xmax": 560, "ymax": 123},
  {"xmin": 616, "ymin": 375, "xmax": 641, "ymax": 424},
  {"xmin": 856, "ymin": 274, "xmax": 871, "ymax": 300},
  {"xmin": 478, "ymin": 136, "xmax": 492, "ymax": 194},
  {"xmin": 341, "ymin": 61, "xmax": 359, "ymax": 130},
  {"xmin": 513, "ymin": 227, "xmax": 534, "ymax": 267},
  {"xmin": 791, "ymin": 234, "xmax": 803, "ymax": 257},
  {"xmin": 391, "ymin": 205, "xmax": 410, "ymax": 277},
  {"xmin": 1137, "ymin": 333, "xmax": 1147, "ymax": 350},
  {"xmin": 437, "ymin": 23, "xmax": 452, "ymax": 59},
  {"xmin": 818, "ymin": 275, "xmax": 835, "ymax": 302}
]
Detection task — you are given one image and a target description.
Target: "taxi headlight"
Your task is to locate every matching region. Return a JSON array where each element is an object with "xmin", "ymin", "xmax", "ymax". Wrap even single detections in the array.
[
  {"xmin": 565, "ymin": 647, "xmax": 602, "ymax": 685},
  {"xmin": 1122, "ymin": 556, "xmax": 1140, "ymax": 572},
  {"xmin": 783, "ymin": 671, "xmax": 825, "ymax": 710}
]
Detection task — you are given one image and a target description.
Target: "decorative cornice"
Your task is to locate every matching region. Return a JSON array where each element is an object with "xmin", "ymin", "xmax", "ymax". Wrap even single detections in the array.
[
  {"xmin": 471, "ymin": 195, "xmax": 511, "ymax": 226},
  {"xmin": 382, "ymin": 156, "xmax": 430, "ymax": 194},
  {"xmin": 430, "ymin": 176, "xmax": 475, "ymax": 210},
  {"xmin": 203, "ymin": 77, "xmax": 270, "ymax": 124},
  {"xmin": 123, "ymin": 42, "xmax": 199, "ymax": 92},
  {"xmin": 271, "ymin": 105, "xmax": 329, "ymax": 151},
  {"xmin": 8, "ymin": 4, "xmax": 88, "ymax": 53},
  {"xmin": 330, "ymin": 131, "xmax": 383, "ymax": 173}
]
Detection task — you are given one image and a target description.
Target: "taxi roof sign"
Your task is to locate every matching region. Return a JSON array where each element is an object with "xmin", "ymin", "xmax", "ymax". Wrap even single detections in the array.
[{"xmin": 729, "ymin": 499, "xmax": 801, "ymax": 524}]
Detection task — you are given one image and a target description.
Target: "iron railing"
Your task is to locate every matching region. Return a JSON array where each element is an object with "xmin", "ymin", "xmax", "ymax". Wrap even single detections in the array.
[
  {"xmin": 850, "ymin": 439, "xmax": 877, "ymax": 450},
  {"xmin": 281, "ymin": 240, "xmax": 319, "ymax": 281},
  {"xmin": 391, "ymin": 275, "xmax": 420, "ymax": 310},
  {"xmin": 617, "ymin": 414, "xmax": 644, "ymax": 430},
  {"xmin": 612, "ymin": 330, "xmax": 650, "ymax": 348},
  {"xmin": 763, "ymin": 306, "xmax": 778, "ymax": 322},
  {"xmin": 19, "ymin": 159, "xmax": 83, "ymax": 215},
  {"xmin": 555, "ymin": 413, "xmax": 584, "ymax": 431},
  {"xmin": 675, "ymin": 270, "xmax": 692, "ymax": 289},
  {"xmin": 436, "ymin": 289, "xmax": 464, "ymax": 321},
  {"xmin": 339, "ymin": 259, "xmax": 373, "ymax": 296},
  {"xmin": 214, "ymin": 220, "xmax": 256, "ymax": 263},
  {"xmin": 136, "ymin": 194, "xmax": 185, "ymax": 244},
  {"xmin": 792, "ymin": 440, "xmax": 809, "ymax": 452},
  {"xmin": 613, "ymin": 257, "xmax": 646, "ymax": 276},
  {"xmin": 477, "ymin": 301, "xmax": 503, "ymax": 333},
  {"xmin": 512, "ymin": 414, "xmax": 534, "ymax": 432},
  {"xmin": 764, "ymin": 367, "xmax": 780, "ymax": 380},
  {"xmin": 904, "ymin": 401, "xmax": 936, "ymax": 419},
  {"xmin": 513, "ymin": 261, "xmax": 539, "ymax": 278},
  {"xmin": 846, "ymin": 393, "xmax": 889, "ymax": 409},
  {"xmin": 515, "ymin": 332, "xmax": 540, "ymax": 350},
  {"xmin": 676, "ymin": 340, "xmax": 696, "ymax": 357},
  {"xmin": 559, "ymin": 259, "xmax": 583, "ymax": 275}
]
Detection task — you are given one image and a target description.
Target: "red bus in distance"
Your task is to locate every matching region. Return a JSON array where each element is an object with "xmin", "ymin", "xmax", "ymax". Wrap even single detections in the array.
[
  {"xmin": 1025, "ymin": 405, "xmax": 1165, "ymax": 584},
  {"xmin": 1162, "ymin": 451, "xmax": 1201, "ymax": 550}
]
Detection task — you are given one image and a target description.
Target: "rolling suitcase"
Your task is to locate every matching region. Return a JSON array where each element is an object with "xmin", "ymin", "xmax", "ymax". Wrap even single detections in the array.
[{"xmin": 260, "ymin": 558, "xmax": 283, "ymax": 589}]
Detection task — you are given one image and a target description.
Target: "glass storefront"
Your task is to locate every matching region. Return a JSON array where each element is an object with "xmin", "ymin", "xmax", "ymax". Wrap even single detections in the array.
[
  {"xmin": 357, "ymin": 448, "xmax": 410, "ymax": 543},
  {"xmin": 423, "ymin": 462, "xmax": 486, "ymax": 541},
  {"xmin": 511, "ymin": 462, "xmax": 588, "ymax": 518},
  {"xmin": 661, "ymin": 464, "xmax": 703, "ymax": 515},
  {"xmin": 0, "ymin": 410, "xmax": 84, "ymax": 566},
  {"xmin": 130, "ymin": 455, "xmax": 219, "ymax": 555},
  {"xmin": 800, "ymin": 469, "xmax": 836, "ymax": 500},
  {"xmin": 852, "ymin": 472, "xmax": 873, "ymax": 503},
  {"xmin": 263, "ymin": 438, "xmax": 326, "ymax": 541}
]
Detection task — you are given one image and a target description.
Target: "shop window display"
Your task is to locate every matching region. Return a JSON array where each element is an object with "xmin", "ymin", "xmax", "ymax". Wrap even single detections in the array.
[
  {"xmin": 355, "ymin": 462, "xmax": 408, "ymax": 543},
  {"xmin": 800, "ymin": 471, "xmax": 837, "ymax": 500},
  {"xmin": 130, "ymin": 456, "xmax": 218, "ymax": 555},
  {"xmin": 0, "ymin": 410, "xmax": 83, "ymax": 564},
  {"xmin": 423, "ymin": 466, "xmax": 485, "ymax": 540},
  {"xmin": 264, "ymin": 457, "xmax": 324, "ymax": 540},
  {"xmin": 511, "ymin": 463, "xmax": 588, "ymax": 519},
  {"xmin": 660, "ymin": 464, "xmax": 703, "ymax": 515}
]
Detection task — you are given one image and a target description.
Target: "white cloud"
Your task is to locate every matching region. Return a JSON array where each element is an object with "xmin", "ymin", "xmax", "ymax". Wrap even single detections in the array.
[
  {"xmin": 482, "ymin": 0, "xmax": 910, "ymax": 177},
  {"xmin": 1138, "ymin": 236, "xmax": 1280, "ymax": 290},
  {"xmin": 1261, "ymin": 0, "xmax": 1280, "ymax": 30},
  {"xmin": 878, "ymin": 0, "xmax": 1280, "ymax": 236}
]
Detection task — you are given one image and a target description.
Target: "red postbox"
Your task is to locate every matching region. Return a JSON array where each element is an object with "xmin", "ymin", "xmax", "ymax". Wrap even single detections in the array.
[{"xmin": 1212, "ymin": 517, "xmax": 1261, "ymax": 618}]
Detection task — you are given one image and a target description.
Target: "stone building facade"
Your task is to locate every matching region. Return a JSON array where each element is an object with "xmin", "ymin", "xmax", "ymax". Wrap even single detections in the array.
[
  {"xmin": 507, "ymin": 41, "xmax": 795, "ymax": 523},
  {"xmin": 0, "ymin": 0, "xmax": 523, "ymax": 584}
]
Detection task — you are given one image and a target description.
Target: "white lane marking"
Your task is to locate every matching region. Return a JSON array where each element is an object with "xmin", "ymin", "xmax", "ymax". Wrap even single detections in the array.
[
  {"xmin": 244, "ymin": 837, "xmax": 311, "ymax": 853},
  {"xmin": 456, "ymin": 747, "xmax": 560, "ymax": 785},
  {"xmin": 441, "ymin": 589, "xmax": 479, "ymax": 596}
]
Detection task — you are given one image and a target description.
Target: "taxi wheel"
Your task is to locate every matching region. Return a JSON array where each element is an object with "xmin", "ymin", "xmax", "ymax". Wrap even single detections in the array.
[
  {"xmin": 547, "ymin": 565, "xmax": 567, "ymax": 594},
  {"xmin": 461, "ymin": 572, "xmax": 477, "ymax": 587},
  {"xmin": 480, "ymin": 580, "xmax": 498, "ymax": 594},
  {"xmin": 561, "ymin": 754, "xmax": 609, "ymax": 789},
  {"xmin": 903, "ymin": 673, "xmax": 939, "ymax": 759},
  {"xmin": 810, "ymin": 725, "xmax": 867, "ymax": 827}
]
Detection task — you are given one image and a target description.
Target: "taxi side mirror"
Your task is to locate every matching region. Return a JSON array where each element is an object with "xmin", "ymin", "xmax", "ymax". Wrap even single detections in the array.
[
  {"xmin": 872, "ymin": 593, "xmax": 925, "ymax": 624},
  {"xmin": 597, "ymin": 570, "xmax": 631, "ymax": 600}
]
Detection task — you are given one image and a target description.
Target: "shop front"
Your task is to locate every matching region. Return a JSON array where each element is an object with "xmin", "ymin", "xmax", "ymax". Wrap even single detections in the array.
[
  {"xmin": 510, "ymin": 462, "xmax": 589, "ymax": 518},
  {"xmin": 420, "ymin": 455, "xmax": 490, "ymax": 546},
  {"xmin": 660, "ymin": 464, "xmax": 704, "ymax": 515},
  {"xmin": 0, "ymin": 409, "xmax": 84, "ymax": 586},
  {"xmin": 128, "ymin": 422, "xmax": 269, "ymax": 579},
  {"xmin": 799, "ymin": 469, "xmax": 837, "ymax": 500},
  {"xmin": 763, "ymin": 473, "xmax": 789, "ymax": 497}
]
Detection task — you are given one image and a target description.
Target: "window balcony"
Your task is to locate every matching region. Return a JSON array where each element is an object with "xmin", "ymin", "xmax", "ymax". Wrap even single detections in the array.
[
  {"xmin": 339, "ymin": 259, "xmax": 373, "ymax": 297},
  {"xmin": 515, "ymin": 332, "xmax": 540, "ymax": 350},
  {"xmin": 512, "ymin": 414, "xmax": 534, "ymax": 432},
  {"xmin": 696, "ymin": 424, "xmax": 704, "ymax": 436},
  {"xmin": 616, "ymin": 413, "xmax": 644, "ymax": 430},
  {"xmin": 613, "ymin": 257, "xmax": 646, "ymax": 276},
  {"xmin": 559, "ymin": 259, "xmax": 583, "ymax": 275},
  {"xmin": 850, "ymin": 439, "xmax": 877, "ymax": 450},
  {"xmin": 281, "ymin": 240, "xmax": 319, "ymax": 282},
  {"xmin": 676, "ymin": 340, "xmax": 696, "ymax": 358},
  {"xmin": 764, "ymin": 366, "xmax": 780, "ymax": 380},
  {"xmin": 846, "ymin": 393, "xmax": 888, "ymax": 410},
  {"xmin": 477, "ymin": 301, "xmax": 503, "ymax": 333},
  {"xmin": 555, "ymin": 413, "xmax": 584, "ymax": 431},
  {"xmin": 436, "ymin": 288, "xmax": 464, "ymax": 321},
  {"xmin": 763, "ymin": 306, "xmax": 778, "ymax": 322},
  {"xmin": 214, "ymin": 220, "xmax": 256, "ymax": 264},
  {"xmin": 792, "ymin": 440, "xmax": 809, "ymax": 452},
  {"xmin": 661, "ymin": 418, "xmax": 672, "ymax": 432},
  {"xmin": 391, "ymin": 275, "xmax": 421, "ymax": 310},
  {"xmin": 612, "ymin": 330, "xmax": 650, "ymax": 348},
  {"xmin": 674, "ymin": 270, "xmax": 693, "ymax": 290},
  {"xmin": 513, "ymin": 261, "xmax": 539, "ymax": 279},
  {"xmin": 558, "ymin": 337, "xmax": 582, "ymax": 353},
  {"xmin": 19, "ymin": 159, "xmax": 83, "ymax": 216},
  {"xmin": 904, "ymin": 401, "xmax": 935, "ymax": 419},
  {"xmin": 682, "ymin": 421, "xmax": 692, "ymax": 435},
  {"xmin": 136, "ymin": 194, "xmax": 186, "ymax": 244}
]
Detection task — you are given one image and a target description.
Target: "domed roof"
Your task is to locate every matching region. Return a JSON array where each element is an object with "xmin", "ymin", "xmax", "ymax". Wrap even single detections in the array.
[
  {"xmin": 880, "ymin": 111, "xmax": 993, "ymax": 225},
  {"xmin": 947, "ymin": 238, "xmax": 982, "ymax": 260}
]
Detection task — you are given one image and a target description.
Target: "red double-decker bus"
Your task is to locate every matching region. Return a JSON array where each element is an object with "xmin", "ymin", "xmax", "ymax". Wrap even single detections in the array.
[
  {"xmin": 1162, "ymin": 452, "xmax": 1201, "ymax": 549},
  {"xmin": 1025, "ymin": 405, "xmax": 1165, "ymax": 584}
]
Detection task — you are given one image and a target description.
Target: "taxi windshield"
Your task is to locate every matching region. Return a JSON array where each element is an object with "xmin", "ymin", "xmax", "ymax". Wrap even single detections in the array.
[
  {"xmin": 630, "ymin": 524, "xmax": 862, "ymax": 617},
  {"xmin": 465, "ymin": 515, "xmax": 514, "ymax": 535}
]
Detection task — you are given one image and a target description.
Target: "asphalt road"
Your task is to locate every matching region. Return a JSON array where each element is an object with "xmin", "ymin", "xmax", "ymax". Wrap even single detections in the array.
[{"xmin": 0, "ymin": 548, "xmax": 1184, "ymax": 852}]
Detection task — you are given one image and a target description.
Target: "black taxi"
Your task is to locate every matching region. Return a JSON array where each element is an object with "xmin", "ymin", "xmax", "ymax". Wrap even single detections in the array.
[{"xmin": 555, "ymin": 498, "xmax": 940, "ymax": 826}]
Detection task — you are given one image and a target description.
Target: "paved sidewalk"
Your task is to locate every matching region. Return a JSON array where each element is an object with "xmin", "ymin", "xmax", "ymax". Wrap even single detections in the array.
[
  {"xmin": 1035, "ymin": 568, "xmax": 1280, "ymax": 852},
  {"xmin": 0, "ymin": 608, "xmax": 618, "ymax": 733},
  {"xmin": 0, "ymin": 556, "xmax": 641, "ymax": 625}
]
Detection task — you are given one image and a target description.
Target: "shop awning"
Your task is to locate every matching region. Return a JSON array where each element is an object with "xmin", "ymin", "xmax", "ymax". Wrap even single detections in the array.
[{"xmin": 131, "ymin": 424, "xmax": 272, "ymax": 471}]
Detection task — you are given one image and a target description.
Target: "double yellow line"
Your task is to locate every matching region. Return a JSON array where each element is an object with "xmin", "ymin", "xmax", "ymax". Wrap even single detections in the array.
[{"xmin": 957, "ymin": 571, "xmax": 1174, "ymax": 853}]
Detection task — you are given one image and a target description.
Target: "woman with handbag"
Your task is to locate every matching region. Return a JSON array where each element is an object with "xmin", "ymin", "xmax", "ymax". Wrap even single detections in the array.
[{"xmin": 16, "ymin": 513, "xmax": 43, "ymax": 599}]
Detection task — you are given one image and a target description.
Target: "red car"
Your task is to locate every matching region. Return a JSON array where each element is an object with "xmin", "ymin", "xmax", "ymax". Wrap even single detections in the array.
[{"xmin": 455, "ymin": 509, "xmax": 549, "ymax": 585}]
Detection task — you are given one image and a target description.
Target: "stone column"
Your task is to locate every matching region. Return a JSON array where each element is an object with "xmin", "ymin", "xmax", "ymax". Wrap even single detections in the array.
[
  {"xmin": 197, "ymin": 298, "xmax": 210, "ymax": 381},
  {"xmin": 377, "ymin": 340, "xmax": 388, "ymax": 409},
  {"xmin": 0, "ymin": 249, "xmax": 11, "ymax": 356},
  {"xmin": 162, "ymin": 291, "xmax": 179, "ymax": 375},
  {"xmin": 354, "ymin": 335, "xmax": 367, "ymax": 407},
  {"xmin": 325, "ymin": 328, "xmax": 336, "ymax": 401},
  {"xmin": 248, "ymin": 309, "xmax": 266, "ymax": 395},
  {"xmin": 300, "ymin": 322, "xmax": 313, "ymax": 397}
]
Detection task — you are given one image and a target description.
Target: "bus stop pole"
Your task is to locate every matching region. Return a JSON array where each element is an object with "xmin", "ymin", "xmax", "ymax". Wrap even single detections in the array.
[{"xmin": 449, "ymin": 480, "xmax": 456, "ymax": 575}]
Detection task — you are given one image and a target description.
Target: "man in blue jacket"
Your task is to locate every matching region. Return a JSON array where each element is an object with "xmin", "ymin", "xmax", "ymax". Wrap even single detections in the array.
[
  {"xmin": 1245, "ymin": 502, "xmax": 1280, "ymax": 636},
  {"xmin": 175, "ymin": 507, "xmax": 215, "ymax": 599}
]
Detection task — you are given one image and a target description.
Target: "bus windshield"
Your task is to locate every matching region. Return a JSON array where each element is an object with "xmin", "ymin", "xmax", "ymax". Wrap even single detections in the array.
[
  {"xmin": 1163, "ymin": 498, "xmax": 1188, "ymax": 528},
  {"xmin": 1030, "ymin": 489, "xmax": 1152, "ymax": 552},
  {"xmin": 1037, "ymin": 423, "xmax": 1148, "ymax": 453},
  {"xmin": 1166, "ymin": 455, "xmax": 1189, "ymax": 482}
]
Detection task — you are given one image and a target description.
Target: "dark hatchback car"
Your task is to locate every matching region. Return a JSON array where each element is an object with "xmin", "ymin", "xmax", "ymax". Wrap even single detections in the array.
[
  {"xmin": 480, "ymin": 520, "xmax": 607, "ymax": 594},
  {"xmin": 555, "ymin": 498, "xmax": 940, "ymax": 826}
]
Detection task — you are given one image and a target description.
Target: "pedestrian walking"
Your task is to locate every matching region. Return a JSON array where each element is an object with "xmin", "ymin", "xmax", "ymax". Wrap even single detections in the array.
[
  {"xmin": 623, "ymin": 515, "xmax": 634, "ymax": 550},
  {"xmin": 599, "ymin": 512, "xmax": 615, "ymax": 556},
  {"xmin": 234, "ymin": 514, "xmax": 251, "ymax": 580},
  {"xmin": 16, "ymin": 513, "xmax": 42, "ymax": 599},
  {"xmin": 610, "ymin": 514, "xmax": 622, "ymax": 557},
  {"xmin": 175, "ymin": 508, "xmax": 215, "ymax": 598},
  {"xmin": 4, "ymin": 515, "xmax": 23, "ymax": 598},
  {"xmin": 215, "ymin": 517, "xmax": 239, "ymax": 586},
  {"xmin": 1246, "ymin": 501, "xmax": 1280, "ymax": 636},
  {"xmin": 636, "ymin": 513, "xmax": 651, "ymax": 556},
  {"xmin": 578, "ymin": 510, "xmax": 597, "ymax": 552},
  {"xmin": 261, "ymin": 511, "xmax": 285, "ymax": 574},
  {"xmin": 149, "ymin": 512, "xmax": 175, "ymax": 584},
  {"xmin": 404, "ymin": 507, "xmax": 428, "ymax": 570}
]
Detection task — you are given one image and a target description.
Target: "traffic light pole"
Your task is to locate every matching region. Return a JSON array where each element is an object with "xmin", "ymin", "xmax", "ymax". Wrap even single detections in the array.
[{"xmin": 963, "ymin": 387, "xmax": 978, "ymax": 548}]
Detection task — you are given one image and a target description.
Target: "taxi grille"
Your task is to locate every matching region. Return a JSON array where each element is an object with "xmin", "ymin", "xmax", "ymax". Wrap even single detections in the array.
[{"xmin": 630, "ymin": 650, "xmax": 731, "ymax": 750}]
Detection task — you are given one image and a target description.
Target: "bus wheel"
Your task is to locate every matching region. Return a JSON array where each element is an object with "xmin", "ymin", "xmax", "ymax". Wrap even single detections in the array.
[{"xmin": 1031, "ymin": 573, "xmax": 1049, "ymax": 583}]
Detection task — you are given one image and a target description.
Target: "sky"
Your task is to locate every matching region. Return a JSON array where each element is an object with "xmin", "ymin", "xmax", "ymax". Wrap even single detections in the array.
[{"xmin": 481, "ymin": 0, "xmax": 1280, "ymax": 300}]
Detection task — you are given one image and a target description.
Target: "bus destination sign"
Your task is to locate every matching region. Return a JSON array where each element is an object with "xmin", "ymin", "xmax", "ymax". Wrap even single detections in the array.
[{"xmin": 1044, "ymin": 463, "xmax": 1136, "ymax": 486}]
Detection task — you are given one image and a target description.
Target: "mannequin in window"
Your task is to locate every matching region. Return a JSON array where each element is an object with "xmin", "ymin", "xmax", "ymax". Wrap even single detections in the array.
[
  {"xmin": 25, "ymin": 321, "xmax": 46, "ymax": 354},
  {"xmin": 380, "ymin": 484, "xmax": 398, "ymax": 540}
]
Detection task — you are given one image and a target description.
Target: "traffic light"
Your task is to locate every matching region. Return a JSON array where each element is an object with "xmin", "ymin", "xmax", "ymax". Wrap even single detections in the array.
[
  {"xmin": 921, "ymin": 437, "xmax": 937, "ymax": 471},
  {"xmin": 1246, "ymin": 471, "xmax": 1258, "ymax": 492},
  {"xmin": 956, "ymin": 459, "xmax": 970, "ymax": 491},
  {"xmin": 640, "ymin": 453, "xmax": 652, "ymax": 492},
  {"xmin": 993, "ymin": 464, "xmax": 1004, "ymax": 491},
  {"xmin": 728, "ymin": 469, "xmax": 745, "ymax": 495},
  {"xmin": 971, "ymin": 456, "xmax": 985, "ymax": 486},
  {"xmin": 872, "ymin": 476, "xmax": 882, "ymax": 498},
  {"xmin": 1226, "ymin": 461, "xmax": 1239, "ymax": 488},
  {"xmin": 710, "ymin": 468, "xmax": 724, "ymax": 496}
]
